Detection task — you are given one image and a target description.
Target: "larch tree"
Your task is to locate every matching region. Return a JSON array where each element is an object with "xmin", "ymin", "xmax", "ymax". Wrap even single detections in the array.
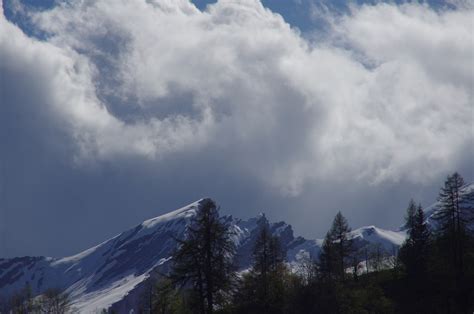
[
  {"xmin": 235, "ymin": 224, "xmax": 288, "ymax": 313},
  {"xmin": 433, "ymin": 172, "xmax": 472, "ymax": 276},
  {"xmin": 170, "ymin": 199, "xmax": 236, "ymax": 314},
  {"xmin": 253, "ymin": 225, "xmax": 286, "ymax": 308},
  {"xmin": 404, "ymin": 199, "xmax": 417, "ymax": 230},
  {"xmin": 318, "ymin": 212, "xmax": 354, "ymax": 281},
  {"xmin": 399, "ymin": 204, "xmax": 431, "ymax": 279}
]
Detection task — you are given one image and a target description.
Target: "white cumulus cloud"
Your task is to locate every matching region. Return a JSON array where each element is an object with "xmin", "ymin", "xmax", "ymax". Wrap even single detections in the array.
[{"xmin": 1, "ymin": 0, "xmax": 472, "ymax": 195}]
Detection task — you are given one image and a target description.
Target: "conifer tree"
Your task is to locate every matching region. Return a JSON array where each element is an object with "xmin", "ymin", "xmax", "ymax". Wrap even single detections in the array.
[
  {"xmin": 316, "ymin": 213, "xmax": 355, "ymax": 314},
  {"xmin": 234, "ymin": 225, "xmax": 288, "ymax": 313},
  {"xmin": 433, "ymin": 172, "xmax": 471, "ymax": 276},
  {"xmin": 404, "ymin": 199, "xmax": 417, "ymax": 230},
  {"xmin": 411, "ymin": 205, "xmax": 431, "ymax": 249},
  {"xmin": 399, "ymin": 204, "xmax": 431, "ymax": 279},
  {"xmin": 318, "ymin": 212, "xmax": 354, "ymax": 281},
  {"xmin": 252, "ymin": 225, "xmax": 287, "ymax": 311},
  {"xmin": 318, "ymin": 231, "xmax": 336, "ymax": 280},
  {"xmin": 432, "ymin": 173, "xmax": 474, "ymax": 312},
  {"xmin": 171, "ymin": 199, "xmax": 236, "ymax": 314}
]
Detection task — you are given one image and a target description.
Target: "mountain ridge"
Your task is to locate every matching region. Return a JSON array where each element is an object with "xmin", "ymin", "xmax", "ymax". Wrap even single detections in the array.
[
  {"xmin": 1, "ymin": 183, "xmax": 473, "ymax": 312},
  {"xmin": 0, "ymin": 199, "xmax": 405, "ymax": 312}
]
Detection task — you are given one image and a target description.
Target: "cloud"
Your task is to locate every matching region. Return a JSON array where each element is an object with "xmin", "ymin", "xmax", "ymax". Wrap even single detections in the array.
[{"xmin": 1, "ymin": 0, "xmax": 472, "ymax": 197}]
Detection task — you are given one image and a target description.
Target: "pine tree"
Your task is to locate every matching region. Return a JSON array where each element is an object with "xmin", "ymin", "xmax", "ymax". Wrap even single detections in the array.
[
  {"xmin": 269, "ymin": 235, "xmax": 285, "ymax": 272},
  {"xmin": 316, "ymin": 213, "xmax": 355, "ymax": 314},
  {"xmin": 399, "ymin": 204, "xmax": 431, "ymax": 279},
  {"xmin": 170, "ymin": 199, "xmax": 236, "ymax": 314},
  {"xmin": 235, "ymin": 225, "xmax": 288, "ymax": 313},
  {"xmin": 318, "ymin": 212, "xmax": 354, "ymax": 281},
  {"xmin": 404, "ymin": 199, "xmax": 417, "ymax": 230},
  {"xmin": 411, "ymin": 205, "xmax": 431, "ymax": 250},
  {"xmin": 318, "ymin": 231, "xmax": 336, "ymax": 280},
  {"xmin": 433, "ymin": 172, "xmax": 471, "ymax": 276},
  {"xmin": 252, "ymin": 224, "xmax": 272, "ymax": 292},
  {"xmin": 432, "ymin": 173, "xmax": 474, "ymax": 312},
  {"xmin": 254, "ymin": 225, "xmax": 286, "ymax": 309}
]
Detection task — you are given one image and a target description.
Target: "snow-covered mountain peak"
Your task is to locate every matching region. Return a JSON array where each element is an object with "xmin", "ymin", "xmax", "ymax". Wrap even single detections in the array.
[
  {"xmin": 0, "ymin": 198, "xmax": 411, "ymax": 313},
  {"xmin": 141, "ymin": 198, "xmax": 205, "ymax": 229},
  {"xmin": 350, "ymin": 226, "xmax": 406, "ymax": 250},
  {"xmin": 0, "ymin": 199, "xmax": 216, "ymax": 312}
]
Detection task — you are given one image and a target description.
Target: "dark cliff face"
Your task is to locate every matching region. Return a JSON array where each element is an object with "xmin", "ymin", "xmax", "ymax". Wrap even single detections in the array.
[
  {"xmin": 233, "ymin": 213, "xmax": 304, "ymax": 269},
  {"xmin": 233, "ymin": 214, "xmax": 266, "ymax": 269}
]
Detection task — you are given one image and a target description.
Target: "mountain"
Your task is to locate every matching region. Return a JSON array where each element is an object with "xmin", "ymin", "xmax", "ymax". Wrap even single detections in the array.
[
  {"xmin": 1, "ymin": 184, "xmax": 472, "ymax": 313},
  {"xmin": 0, "ymin": 199, "xmax": 404, "ymax": 312}
]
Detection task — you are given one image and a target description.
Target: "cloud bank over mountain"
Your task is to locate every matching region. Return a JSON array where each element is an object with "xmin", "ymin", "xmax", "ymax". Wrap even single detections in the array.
[{"xmin": 0, "ymin": 0, "xmax": 472, "ymax": 256}]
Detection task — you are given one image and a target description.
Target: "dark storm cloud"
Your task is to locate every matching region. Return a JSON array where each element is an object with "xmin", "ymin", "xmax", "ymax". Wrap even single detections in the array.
[{"xmin": 0, "ymin": 0, "xmax": 472, "ymax": 257}]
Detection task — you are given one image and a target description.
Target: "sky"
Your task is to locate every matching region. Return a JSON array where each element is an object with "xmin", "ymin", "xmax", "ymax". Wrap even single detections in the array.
[{"xmin": 0, "ymin": 0, "xmax": 472, "ymax": 258}]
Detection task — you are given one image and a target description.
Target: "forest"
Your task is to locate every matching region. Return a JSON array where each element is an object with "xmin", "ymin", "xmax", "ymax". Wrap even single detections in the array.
[
  {"xmin": 4, "ymin": 172, "xmax": 473, "ymax": 314},
  {"xmin": 136, "ymin": 172, "xmax": 474, "ymax": 314}
]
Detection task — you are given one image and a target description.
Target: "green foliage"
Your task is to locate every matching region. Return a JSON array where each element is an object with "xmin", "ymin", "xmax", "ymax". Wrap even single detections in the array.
[
  {"xmin": 232, "ymin": 226, "xmax": 291, "ymax": 314},
  {"xmin": 138, "ymin": 277, "xmax": 192, "ymax": 314},
  {"xmin": 347, "ymin": 284, "xmax": 394, "ymax": 314}
]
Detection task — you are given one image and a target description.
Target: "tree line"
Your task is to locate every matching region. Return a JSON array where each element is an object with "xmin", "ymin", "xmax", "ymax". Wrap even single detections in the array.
[
  {"xmin": 140, "ymin": 172, "xmax": 473, "ymax": 314},
  {"xmin": 1, "ymin": 173, "xmax": 472, "ymax": 313},
  {"xmin": 0, "ymin": 286, "xmax": 71, "ymax": 314}
]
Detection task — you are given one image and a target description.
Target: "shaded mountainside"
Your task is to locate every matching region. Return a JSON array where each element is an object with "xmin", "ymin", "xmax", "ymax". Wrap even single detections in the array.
[{"xmin": 1, "ymin": 184, "xmax": 472, "ymax": 312}]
